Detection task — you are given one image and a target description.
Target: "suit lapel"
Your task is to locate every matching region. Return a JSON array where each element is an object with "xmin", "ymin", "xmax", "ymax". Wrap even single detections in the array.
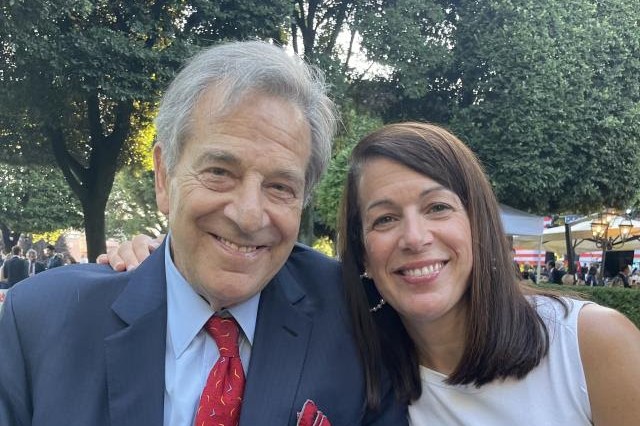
[
  {"xmin": 105, "ymin": 244, "xmax": 168, "ymax": 426},
  {"xmin": 240, "ymin": 266, "xmax": 313, "ymax": 426}
]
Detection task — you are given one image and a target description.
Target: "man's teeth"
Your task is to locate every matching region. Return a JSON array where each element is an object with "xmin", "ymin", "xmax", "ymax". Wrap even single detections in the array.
[
  {"xmin": 403, "ymin": 263, "xmax": 443, "ymax": 277},
  {"xmin": 217, "ymin": 236, "xmax": 258, "ymax": 253}
]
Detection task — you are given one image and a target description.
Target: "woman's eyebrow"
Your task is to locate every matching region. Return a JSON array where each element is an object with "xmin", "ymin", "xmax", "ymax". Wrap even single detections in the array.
[{"xmin": 364, "ymin": 185, "xmax": 447, "ymax": 213}]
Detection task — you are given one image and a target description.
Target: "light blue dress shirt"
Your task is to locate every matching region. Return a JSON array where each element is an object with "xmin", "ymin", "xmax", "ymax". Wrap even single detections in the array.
[{"xmin": 162, "ymin": 235, "xmax": 260, "ymax": 426}]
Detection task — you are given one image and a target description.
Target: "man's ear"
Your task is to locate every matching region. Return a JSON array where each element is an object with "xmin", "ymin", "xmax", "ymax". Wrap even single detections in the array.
[{"xmin": 154, "ymin": 145, "xmax": 170, "ymax": 215}]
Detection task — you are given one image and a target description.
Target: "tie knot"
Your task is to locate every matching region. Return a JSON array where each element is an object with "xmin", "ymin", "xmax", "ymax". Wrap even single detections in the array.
[{"xmin": 204, "ymin": 315, "xmax": 241, "ymax": 358}]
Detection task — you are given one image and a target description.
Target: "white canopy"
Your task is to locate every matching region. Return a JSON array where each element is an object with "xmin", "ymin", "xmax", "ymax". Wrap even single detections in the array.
[{"xmin": 499, "ymin": 204, "xmax": 545, "ymax": 236}]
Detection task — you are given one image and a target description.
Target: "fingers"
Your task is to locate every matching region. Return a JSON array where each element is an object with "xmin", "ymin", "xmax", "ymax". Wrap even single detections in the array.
[
  {"xmin": 130, "ymin": 234, "xmax": 156, "ymax": 267},
  {"xmin": 97, "ymin": 248, "xmax": 127, "ymax": 272},
  {"xmin": 98, "ymin": 234, "xmax": 166, "ymax": 272},
  {"xmin": 149, "ymin": 234, "xmax": 165, "ymax": 253},
  {"xmin": 111, "ymin": 241, "xmax": 133, "ymax": 271}
]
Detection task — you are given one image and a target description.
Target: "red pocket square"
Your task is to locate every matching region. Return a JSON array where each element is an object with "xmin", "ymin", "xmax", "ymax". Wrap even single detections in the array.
[{"xmin": 296, "ymin": 399, "xmax": 332, "ymax": 426}]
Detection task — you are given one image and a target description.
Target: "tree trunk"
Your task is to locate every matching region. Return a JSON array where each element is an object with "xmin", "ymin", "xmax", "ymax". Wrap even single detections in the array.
[
  {"xmin": 82, "ymin": 191, "xmax": 109, "ymax": 262},
  {"xmin": 298, "ymin": 205, "xmax": 315, "ymax": 246},
  {"xmin": 47, "ymin": 97, "xmax": 132, "ymax": 262},
  {"xmin": 0, "ymin": 223, "xmax": 20, "ymax": 251}
]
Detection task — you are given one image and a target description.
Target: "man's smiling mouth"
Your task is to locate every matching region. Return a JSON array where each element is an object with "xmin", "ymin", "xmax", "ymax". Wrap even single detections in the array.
[{"xmin": 215, "ymin": 235, "xmax": 263, "ymax": 253}]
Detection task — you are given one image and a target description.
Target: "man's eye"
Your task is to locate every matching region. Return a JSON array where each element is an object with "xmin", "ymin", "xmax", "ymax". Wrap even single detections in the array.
[
  {"xmin": 208, "ymin": 167, "xmax": 230, "ymax": 176},
  {"xmin": 268, "ymin": 183, "xmax": 296, "ymax": 200},
  {"xmin": 197, "ymin": 167, "xmax": 234, "ymax": 190}
]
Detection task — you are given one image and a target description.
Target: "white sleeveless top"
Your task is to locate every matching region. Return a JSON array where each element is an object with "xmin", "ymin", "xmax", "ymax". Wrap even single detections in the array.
[{"xmin": 408, "ymin": 297, "xmax": 592, "ymax": 426}]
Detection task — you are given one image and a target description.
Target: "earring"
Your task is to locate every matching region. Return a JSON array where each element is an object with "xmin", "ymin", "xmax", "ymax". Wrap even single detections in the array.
[
  {"xmin": 369, "ymin": 298, "xmax": 386, "ymax": 313},
  {"xmin": 360, "ymin": 271, "xmax": 385, "ymax": 312}
]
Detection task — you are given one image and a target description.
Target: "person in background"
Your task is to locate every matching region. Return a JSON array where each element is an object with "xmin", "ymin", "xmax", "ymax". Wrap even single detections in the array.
[
  {"xmin": 585, "ymin": 263, "xmax": 598, "ymax": 286},
  {"xmin": 612, "ymin": 264, "xmax": 631, "ymax": 288},
  {"xmin": 1, "ymin": 246, "xmax": 28, "ymax": 288},
  {"xmin": 549, "ymin": 260, "xmax": 565, "ymax": 284},
  {"xmin": 44, "ymin": 244, "xmax": 64, "ymax": 269},
  {"xmin": 25, "ymin": 249, "xmax": 45, "ymax": 277},
  {"xmin": 0, "ymin": 250, "xmax": 6, "ymax": 284},
  {"xmin": 579, "ymin": 263, "xmax": 588, "ymax": 282},
  {"xmin": 106, "ymin": 122, "xmax": 640, "ymax": 424},
  {"xmin": 0, "ymin": 41, "xmax": 406, "ymax": 426}
]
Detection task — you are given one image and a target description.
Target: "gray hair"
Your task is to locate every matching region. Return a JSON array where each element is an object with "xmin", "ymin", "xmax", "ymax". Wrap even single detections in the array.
[{"xmin": 155, "ymin": 40, "xmax": 337, "ymax": 203}]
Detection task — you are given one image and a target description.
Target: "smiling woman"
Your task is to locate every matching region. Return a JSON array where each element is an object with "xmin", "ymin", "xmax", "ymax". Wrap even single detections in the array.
[{"xmin": 339, "ymin": 122, "xmax": 640, "ymax": 425}]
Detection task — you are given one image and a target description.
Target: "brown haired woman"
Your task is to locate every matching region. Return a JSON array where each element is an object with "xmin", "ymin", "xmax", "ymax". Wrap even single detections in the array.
[{"xmin": 339, "ymin": 122, "xmax": 640, "ymax": 425}]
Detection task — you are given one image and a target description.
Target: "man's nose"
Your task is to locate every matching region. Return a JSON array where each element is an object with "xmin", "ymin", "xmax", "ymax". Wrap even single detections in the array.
[
  {"xmin": 398, "ymin": 213, "xmax": 433, "ymax": 251},
  {"xmin": 224, "ymin": 181, "xmax": 268, "ymax": 233}
]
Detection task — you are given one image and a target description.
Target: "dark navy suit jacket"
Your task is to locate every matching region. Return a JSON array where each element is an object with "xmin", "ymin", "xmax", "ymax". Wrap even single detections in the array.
[{"xmin": 0, "ymin": 242, "xmax": 407, "ymax": 426}]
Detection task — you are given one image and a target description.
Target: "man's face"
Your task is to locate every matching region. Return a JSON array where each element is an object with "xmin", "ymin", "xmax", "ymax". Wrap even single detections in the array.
[
  {"xmin": 155, "ymin": 89, "xmax": 311, "ymax": 310},
  {"xmin": 44, "ymin": 248, "xmax": 52, "ymax": 257},
  {"xmin": 27, "ymin": 252, "xmax": 36, "ymax": 261}
]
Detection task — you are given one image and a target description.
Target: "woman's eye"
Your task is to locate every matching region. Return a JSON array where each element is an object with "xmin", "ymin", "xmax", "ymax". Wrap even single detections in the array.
[
  {"xmin": 428, "ymin": 203, "xmax": 453, "ymax": 214},
  {"xmin": 372, "ymin": 215, "xmax": 396, "ymax": 229}
]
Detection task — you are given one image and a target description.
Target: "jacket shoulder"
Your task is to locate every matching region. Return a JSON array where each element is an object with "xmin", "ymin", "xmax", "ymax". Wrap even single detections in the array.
[{"xmin": 7, "ymin": 263, "xmax": 131, "ymax": 313}]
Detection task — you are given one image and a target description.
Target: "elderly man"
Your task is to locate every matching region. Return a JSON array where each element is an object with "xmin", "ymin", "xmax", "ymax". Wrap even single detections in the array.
[
  {"xmin": 0, "ymin": 41, "xmax": 406, "ymax": 426},
  {"xmin": 26, "ymin": 249, "xmax": 45, "ymax": 277}
]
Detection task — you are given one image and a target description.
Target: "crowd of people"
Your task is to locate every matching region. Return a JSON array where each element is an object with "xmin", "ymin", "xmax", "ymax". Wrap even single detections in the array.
[
  {"xmin": 1, "ymin": 41, "xmax": 639, "ymax": 426},
  {"xmin": 0, "ymin": 244, "xmax": 64, "ymax": 289},
  {"xmin": 516, "ymin": 259, "xmax": 639, "ymax": 288}
]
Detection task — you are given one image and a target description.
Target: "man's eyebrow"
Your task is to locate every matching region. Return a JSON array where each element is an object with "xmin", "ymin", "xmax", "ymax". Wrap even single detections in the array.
[
  {"xmin": 272, "ymin": 168, "xmax": 306, "ymax": 187},
  {"xmin": 192, "ymin": 150, "xmax": 241, "ymax": 169}
]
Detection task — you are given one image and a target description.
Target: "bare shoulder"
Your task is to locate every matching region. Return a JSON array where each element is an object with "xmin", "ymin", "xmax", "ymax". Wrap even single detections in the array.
[
  {"xmin": 578, "ymin": 303, "xmax": 640, "ymax": 425},
  {"xmin": 579, "ymin": 303, "xmax": 639, "ymax": 338}
]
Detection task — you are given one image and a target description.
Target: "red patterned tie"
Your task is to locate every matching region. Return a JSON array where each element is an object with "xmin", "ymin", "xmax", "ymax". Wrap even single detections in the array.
[{"xmin": 195, "ymin": 316, "xmax": 245, "ymax": 426}]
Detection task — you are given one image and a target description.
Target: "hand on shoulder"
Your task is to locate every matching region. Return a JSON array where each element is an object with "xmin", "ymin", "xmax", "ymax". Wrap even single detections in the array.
[{"xmin": 96, "ymin": 234, "xmax": 164, "ymax": 271}]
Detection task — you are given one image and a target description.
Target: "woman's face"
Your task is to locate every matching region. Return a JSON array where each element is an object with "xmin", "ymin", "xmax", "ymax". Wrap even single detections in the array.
[{"xmin": 358, "ymin": 157, "xmax": 473, "ymax": 326}]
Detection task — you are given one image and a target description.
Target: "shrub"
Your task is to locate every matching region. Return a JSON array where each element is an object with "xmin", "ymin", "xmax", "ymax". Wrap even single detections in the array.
[{"xmin": 539, "ymin": 284, "xmax": 640, "ymax": 328}]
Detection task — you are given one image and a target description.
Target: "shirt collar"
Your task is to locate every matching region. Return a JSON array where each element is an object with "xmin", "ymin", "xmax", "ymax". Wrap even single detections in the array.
[{"xmin": 164, "ymin": 233, "xmax": 260, "ymax": 358}]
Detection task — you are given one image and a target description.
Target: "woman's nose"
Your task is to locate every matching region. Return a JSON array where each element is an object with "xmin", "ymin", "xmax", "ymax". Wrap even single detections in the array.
[{"xmin": 398, "ymin": 214, "xmax": 433, "ymax": 251}]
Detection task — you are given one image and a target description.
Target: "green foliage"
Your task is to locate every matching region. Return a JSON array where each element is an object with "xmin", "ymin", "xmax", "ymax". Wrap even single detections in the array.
[
  {"xmin": 448, "ymin": 0, "xmax": 640, "ymax": 214},
  {"xmin": 314, "ymin": 109, "xmax": 383, "ymax": 233},
  {"xmin": 540, "ymin": 284, "xmax": 640, "ymax": 328},
  {"xmin": 349, "ymin": 0, "xmax": 640, "ymax": 215},
  {"xmin": 355, "ymin": 0, "xmax": 452, "ymax": 99},
  {"xmin": 106, "ymin": 167, "xmax": 166, "ymax": 240},
  {"xmin": 0, "ymin": 164, "xmax": 83, "ymax": 233}
]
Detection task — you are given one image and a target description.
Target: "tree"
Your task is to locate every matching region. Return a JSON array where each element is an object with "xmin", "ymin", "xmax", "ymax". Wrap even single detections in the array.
[
  {"xmin": 314, "ymin": 109, "xmax": 383, "ymax": 235},
  {"xmin": 0, "ymin": 164, "xmax": 83, "ymax": 250},
  {"xmin": 448, "ymin": 0, "xmax": 640, "ymax": 214},
  {"xmin": 106, "ymin": 167, "xmax": 167, "ymax": 241},
  {"xmin": 0, "ymin": 0, "xmax": 290, "ymax": 260},
  {"xmin": 352, "ymin": 0, "xmax": 455, "ymax": 123},
  {"xmin": 349, "ymin": 0, "xmax": 640, "ymax": 215}
]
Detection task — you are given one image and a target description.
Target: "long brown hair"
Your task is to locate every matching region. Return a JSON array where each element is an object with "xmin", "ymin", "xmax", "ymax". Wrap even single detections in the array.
[{"xmin": 339, "ymin": 122, "xmax": 557, "ymax": 409}]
